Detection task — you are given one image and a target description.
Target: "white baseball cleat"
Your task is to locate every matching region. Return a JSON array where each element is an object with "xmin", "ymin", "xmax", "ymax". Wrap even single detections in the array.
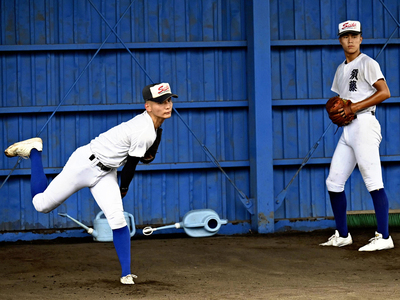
[
  {"xmin": 4, "ymin": 137, "xmax": 43, "ymax": 159},
  {"xmin": 120, "ymin": 274, "xmax": 138, "ymax": 285},
  {"xmin": 320, "ymin": 230, "xmax": 353, "ymax": 247},
  {"xmin": 358, "ymin": 232, "xmax": 394, "ymax": 251}
]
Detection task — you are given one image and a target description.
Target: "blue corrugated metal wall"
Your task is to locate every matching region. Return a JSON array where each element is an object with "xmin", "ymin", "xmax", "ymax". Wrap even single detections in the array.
[
  {"xmin": 1, "ymin": 0, "xmax": 400, "ymax": 241},
  {"xmin": 0, "ymin": 0, "xmax": 253, "ymax": 241}
]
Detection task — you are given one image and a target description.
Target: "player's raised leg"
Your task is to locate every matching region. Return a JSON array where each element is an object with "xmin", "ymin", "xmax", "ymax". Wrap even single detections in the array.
[
  {"xmin": 4, "ymin": 137, "xmax": 43, "ymax": 158},
  {"xmin": 4, "ymin": 137, "xmax": 48, "ymax": 197}
]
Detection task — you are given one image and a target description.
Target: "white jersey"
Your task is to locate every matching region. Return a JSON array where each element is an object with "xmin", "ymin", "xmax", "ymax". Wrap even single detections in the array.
[
  {"xmin": 331, "ymin": 53, "xmax": 385, "ymax": 113},
  {"xmin": 90, "ymin": 111, "xmax": 156, "ymax": 168}
]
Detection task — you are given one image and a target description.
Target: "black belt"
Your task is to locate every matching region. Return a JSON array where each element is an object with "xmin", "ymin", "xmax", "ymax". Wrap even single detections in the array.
[
  {"xmin": 89, "ymin": 154, "xmax": 112, "ymax": 171},
  {"xmin": 354, "ymin": 111, "xmax": 375, "ymax": 119}
]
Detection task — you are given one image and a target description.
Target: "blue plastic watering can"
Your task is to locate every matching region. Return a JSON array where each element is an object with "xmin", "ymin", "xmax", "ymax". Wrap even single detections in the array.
[
  {"xmin": 142, "ymin": 209, "xmax": 228, "ymax": 237},
  {"xmin": 58, "ymin": 211, "xmax": 136, "ymax": 242}
]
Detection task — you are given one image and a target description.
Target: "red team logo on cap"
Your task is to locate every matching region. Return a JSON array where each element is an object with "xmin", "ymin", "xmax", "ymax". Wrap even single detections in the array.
[
  {"xmin": 342, "ymin": 22, "xmax": 357, "ymax": 30},
  {"xmin": 158, "ymin": 84, "xmax": 170, "ymax": 94}
]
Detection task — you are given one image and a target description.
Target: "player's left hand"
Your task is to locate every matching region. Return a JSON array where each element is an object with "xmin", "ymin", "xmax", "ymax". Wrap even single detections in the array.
[{"xmin": 120, "ymin": 187, "xmax": 128, "ymax": 198}]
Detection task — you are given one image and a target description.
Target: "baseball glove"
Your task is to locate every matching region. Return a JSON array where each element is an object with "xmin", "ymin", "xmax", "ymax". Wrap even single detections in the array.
[{"xmin": 325, "ymin": 96, "xmax": 355, "ymax": 127}]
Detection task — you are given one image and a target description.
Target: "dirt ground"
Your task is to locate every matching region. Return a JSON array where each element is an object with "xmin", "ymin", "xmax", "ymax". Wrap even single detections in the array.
[{"xmin": 1, "ymin": 228, "xmax": 400, "ymax": 300}]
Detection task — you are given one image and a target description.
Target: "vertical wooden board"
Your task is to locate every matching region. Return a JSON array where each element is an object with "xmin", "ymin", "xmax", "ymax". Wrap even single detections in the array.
[
  {"xmin": 293, "ymin": 0, "xmax": 306, "ymax": 40},
  {"xmin": 272, "ymin": 108, "xmax": 283, "ymax": 159},
  {"xmin": 283, "ymin": 166, "xmax": 300, "ymax": 218},
  {"xmin": 279, "ymin": 0, "xmax": 294, "ymax": 40},
  {"xmin": 269, "ymin": 0, "xmax": 279, "ymax": 40},
  {"xmin": 295, "ymin": 48, "xmax": 308, "ymax": 98},
  {"xmin": 282, "ymin": 108, "xmax": 298, "ymax": 158},
  {"xmin": 161, "ymin": 172, "xmax": 177, "ymax": 223},
  {"xmin": 298, "ymin": 168, "xmax": 312, "ymax": 217},
  {"xmin": 310, "ymin": 167, "xmax": 329, "ymax": 217},
  {"xmin": 0, "ymin": 178, "xmax": 20, "ymax": 230},
  {"xmin": 307, "ymin": 48, "xmax": 324, "ymax": 98},
  {"xmin": 296, "ymin": 107, "xmax": 309, "ymax": 157},
  {"xmin": 3, "ymin": 55, "xmax": 18, "ymax": 106},
  {"xmin": 385, "ymin": 46, "xmax": 399, "ymax": 96},
  {"xmin": 132, "ymin": 174, "xmax": 143, "ymax": 225},
  {"xmin": 385, "ymin": 164, "xmax": 400, "ymax": 209},
  {"xmin": 271, "ymin": 48, "xmax": 283, "ymax": 99},
  {"xmin": 230, "ymin": 169, "xmax": 250, "ymax": 220},
  {"xmin": 192, "ymin": 170, "xmax": 207, "ymax": 209},
  {"xmin": 2, "ymin": 0, "xmax": 15, "ymax": 43},
  {"xmin": 17, "ymin": 55, "xmax": 32, "ymax": 106},
  {"xmin": 303, "ymin": 0, "xmax": 321, "ymax": 39},
  {"xmin": 201, "ymin": 0, "xmax": 214, "ymax": 41},
  {"xmin": 203, "ymin": 50, "xmax": 216, "ymax": 99},
  {"xmin": 205, "ymin": 171, "xmax": 221, "ymax": 212},
  {"xmin": 174, "ymin": 110, "xmax": 191, "ymax": 162},
  {"xmin": 280, "ymin": 49, "xmax": 297, "ymax": 99},
  {"xmin": 309, "ymin": 107, "xmax": 327, "ymax": 158},
  {"xmin": 204, "ymin": 110, "xmax": 217, "ymax": 157},
  {"xmin": 232, "ymin": 50, "xmax": 247, "ymax": 99},
  {"xmin": 138, "ymin": 172, "xmax": 152, "ymax": 224},
  {"xmin": 320, "ymin": 0, "xmax": 335, "ymax": 38},
  {"xmin": 232, "ymin": 109, "xmax": 248, "ymax": 160},
  {"xmin": 177, "ymin": 172, "xmax": 192, "ymax": 216},
  {"xmin": 146, "ymin": 171, "xmax": 164, "ymax": 224}
]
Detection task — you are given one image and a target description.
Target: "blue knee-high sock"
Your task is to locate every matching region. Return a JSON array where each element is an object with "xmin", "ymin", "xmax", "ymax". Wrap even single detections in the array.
[
  {"xmin": 30, "ymin": 149, "xmax": 47, "ymax": 198},
  {"xmin": 112, "ymin": 226, "xmax": 131, "ymax": 277},
  {"xmin": 370, "ymin": 189, "xmax": 389, "ymax": 239},
  {"xmin": 328, "ymin": 191, "xmax": 348, "ymax": 237}
]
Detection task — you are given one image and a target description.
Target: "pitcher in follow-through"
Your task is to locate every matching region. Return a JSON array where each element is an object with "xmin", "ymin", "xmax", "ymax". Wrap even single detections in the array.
[{"xmin": 4, "ymin": 83, "xmax": 178, "ymax": 284}]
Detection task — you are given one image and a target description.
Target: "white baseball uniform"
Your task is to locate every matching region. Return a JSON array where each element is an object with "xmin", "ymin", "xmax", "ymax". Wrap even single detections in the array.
[
  {"xmin": 33, "ymin": 111, "xmax": 156, "ymax": 229},
  {"xmin": 326, "ymin": 53, "xmax": 385, "ymax": 192}
]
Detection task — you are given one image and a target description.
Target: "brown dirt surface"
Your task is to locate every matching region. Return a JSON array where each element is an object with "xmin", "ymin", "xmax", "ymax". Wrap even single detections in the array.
[{"xmin": 0, "ymin": 228, "xmax": 400, "ymax": 299}]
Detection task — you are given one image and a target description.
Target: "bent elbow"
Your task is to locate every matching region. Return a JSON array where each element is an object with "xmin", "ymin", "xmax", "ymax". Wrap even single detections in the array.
[
  {"xmin": 385, "ymin": 83, "xmax": 391, "ymax": 99},
  {"xmin": 379, "ymin": 89, "xmax": 390, "ymax": 102}
]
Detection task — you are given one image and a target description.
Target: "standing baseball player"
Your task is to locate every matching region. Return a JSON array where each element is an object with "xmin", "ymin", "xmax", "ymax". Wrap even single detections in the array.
[
  {"xmin": 4, "ymin": 82, "xmax": 177, "ymax": 283},
  {"xmin": 320, "ymin": 20, "xmax": 394, "ymax": 251}
]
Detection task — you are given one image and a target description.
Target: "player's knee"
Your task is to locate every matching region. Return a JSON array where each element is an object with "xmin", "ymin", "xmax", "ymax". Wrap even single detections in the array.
[
  {"xmin": 32, "ymin": 194, "xmax": 52, "ymax": 213},
  {"xmin": 106, "ymin": 210, "xmax": 127, "ymax": 230},
  {"xmin": 326, "ymin": 177, "xmax": 344, "ymax": 193}
]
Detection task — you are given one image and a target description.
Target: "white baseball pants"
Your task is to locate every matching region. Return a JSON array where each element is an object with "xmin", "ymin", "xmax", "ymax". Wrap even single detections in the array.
[
  {"xmin": 326, "ymin": 113, "xmax": 384, "ymax": 193},
  {"xmin": 32, "ymin": 144, "xmax": 127, "ymax": 229}
]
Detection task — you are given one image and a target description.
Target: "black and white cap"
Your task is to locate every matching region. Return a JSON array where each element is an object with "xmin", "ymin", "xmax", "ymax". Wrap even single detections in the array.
[{"xmin": 142, "ymin": 83, "xmax": 178, "ymax": 103}]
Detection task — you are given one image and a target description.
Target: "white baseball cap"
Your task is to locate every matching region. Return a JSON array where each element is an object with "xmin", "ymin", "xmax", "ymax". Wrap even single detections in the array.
[{"xmin": 338, "ymin": 20, "xmax": 362, "ymax": 36}]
